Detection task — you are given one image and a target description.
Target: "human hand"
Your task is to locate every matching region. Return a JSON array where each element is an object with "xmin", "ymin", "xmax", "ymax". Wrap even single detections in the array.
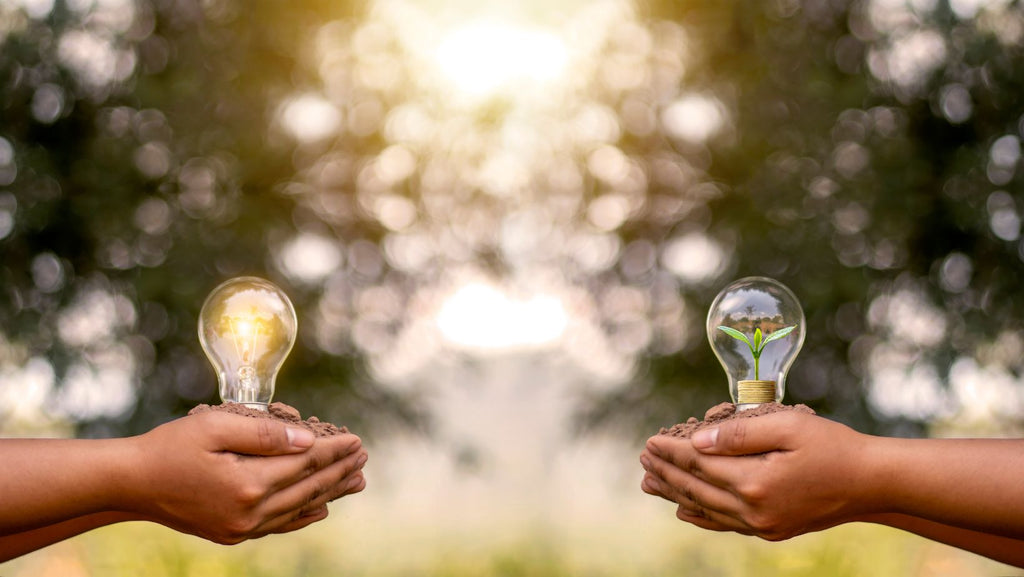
[
  {"xmin": 640, "ymin": 411, "xmax": 874, "ymax": 541},
  {"xmin": 122, "ymin": 411, "xmax": 367, "ymax": 544}
]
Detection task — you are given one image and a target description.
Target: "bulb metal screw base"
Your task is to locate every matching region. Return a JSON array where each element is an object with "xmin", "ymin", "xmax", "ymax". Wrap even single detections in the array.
[
  {"xmin": 737, "ymin": 379, "xmax": 776, "ymax": 409},
  {"xmin": 222, "ymin": 401, "xmax": 270, "ymax": 411}
]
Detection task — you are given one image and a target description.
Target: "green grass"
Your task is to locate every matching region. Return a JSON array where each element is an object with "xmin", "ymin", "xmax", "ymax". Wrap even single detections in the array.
[{"xmin": 3, "ymin": 519, "xmax": 1017, "ymax": 577}]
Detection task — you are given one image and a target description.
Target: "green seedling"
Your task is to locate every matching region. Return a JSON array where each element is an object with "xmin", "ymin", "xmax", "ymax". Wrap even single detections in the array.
[{"xmin": 716, "ymin": 324, "xmax": 796, "ymax": 380}]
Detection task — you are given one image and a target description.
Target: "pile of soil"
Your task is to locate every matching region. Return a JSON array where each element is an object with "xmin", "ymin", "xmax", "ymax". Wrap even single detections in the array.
[
  {"xmin": 659, "ymin": 401, "xmax": 815, "ymax": 439},
  {"xmin": 189, "ymin": 402, "xmax": 347, "ymax": 437}
]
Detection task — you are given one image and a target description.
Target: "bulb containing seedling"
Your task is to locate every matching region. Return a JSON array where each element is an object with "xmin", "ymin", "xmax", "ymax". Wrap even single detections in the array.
[
  {"xmin": 706, "ymin": 276, "xmax": 805, "ymax": 410},
  {"xmin": 198, "ymin": 276, "xmax": 297, "ymax": 410}
]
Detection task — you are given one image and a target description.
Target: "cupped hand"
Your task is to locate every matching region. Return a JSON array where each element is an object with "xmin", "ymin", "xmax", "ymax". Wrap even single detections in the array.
[
  {"xmin": 123, "ymin": 411, "xmax": 368, "ymax": 544},
  {"xmin": 639, "ymin": 411, "xmax": 874, "ymax": 541}
]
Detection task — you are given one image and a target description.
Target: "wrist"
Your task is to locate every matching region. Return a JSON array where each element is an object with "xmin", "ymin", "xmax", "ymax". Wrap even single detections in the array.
[
  {"xmin": 59, "ymin": 438, "xmax": 136, "ymax": 515},
  {"xmin": 851, "ymin": 433, "xmax": 903, "ymax": 518},
  {"xmin": 106, "ymin": 434, "xmax": 152, "ymax": 517}
]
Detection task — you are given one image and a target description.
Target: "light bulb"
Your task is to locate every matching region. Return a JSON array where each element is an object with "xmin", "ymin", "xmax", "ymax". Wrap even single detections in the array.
[
  {"xmin": 198, "ymin": 276, "xmax": 297, "ymax": 410},
  {"xmin": 706, "ymin": 276, "xmax": 805, "ymax": 410}
]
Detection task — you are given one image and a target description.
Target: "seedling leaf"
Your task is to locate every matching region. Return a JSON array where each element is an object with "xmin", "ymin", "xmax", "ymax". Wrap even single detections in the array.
[
  {"xmin": 716, "ymin": 323, "xmax": 799, "ymax": 381},
  {"xmin": 717, "ymin": 325, "xmax": 752, "ymax": 348},
  {"xmin": 761, "ymin": 325, "xmax": 796, "ymax": 346}
]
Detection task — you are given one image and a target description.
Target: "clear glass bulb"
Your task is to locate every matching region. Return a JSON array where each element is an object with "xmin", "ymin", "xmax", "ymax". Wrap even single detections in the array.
[
  {"xmin": 706, "ymin": 276, "xmax": 805, "ymax": 409},
  {"xmin": 198, "ymin": 276, "xmax": 297, "ymax": 410}
]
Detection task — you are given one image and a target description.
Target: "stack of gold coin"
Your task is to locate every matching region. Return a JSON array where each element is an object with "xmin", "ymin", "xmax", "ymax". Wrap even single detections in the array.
[{"xmin": 737, "ymin": 380, "xmax": 776, "ymax": 404}]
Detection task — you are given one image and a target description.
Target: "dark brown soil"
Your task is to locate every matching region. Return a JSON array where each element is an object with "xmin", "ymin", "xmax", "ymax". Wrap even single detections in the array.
[
  {"xmin": 659, "ymin": 402, "xmax": 815, "ymax": 439},
  {"xmin": 188, "ymin": 402, "xmax": 348, "ymax": 437}
]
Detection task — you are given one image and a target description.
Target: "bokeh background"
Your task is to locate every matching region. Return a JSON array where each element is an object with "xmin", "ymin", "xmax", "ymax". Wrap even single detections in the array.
[{"xmin": 2, "ymin": 0, "xmax": 1024, "ymax": 574}]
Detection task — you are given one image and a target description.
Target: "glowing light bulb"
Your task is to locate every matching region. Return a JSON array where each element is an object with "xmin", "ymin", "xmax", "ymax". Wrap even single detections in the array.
[
  {"xmin": 706, "ymin": 276, "xmax": 805, "ymax": 410},
  {"xmin": 198, "ymin": 277, "xmax": 297, "ymax": 410}
]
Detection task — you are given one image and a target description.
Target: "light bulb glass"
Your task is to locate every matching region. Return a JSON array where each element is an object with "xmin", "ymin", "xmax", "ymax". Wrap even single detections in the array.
[
  {"xmin": 198, "ymin": 276, "xmax": 297, "ymax": 410},
  {"xmin": 706, "ymin": 276, "xmax": 805, "ymax": 408}
]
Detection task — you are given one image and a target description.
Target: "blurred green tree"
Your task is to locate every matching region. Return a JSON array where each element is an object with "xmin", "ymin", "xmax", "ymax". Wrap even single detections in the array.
[
  {"xmin": 1, "ymin": 0, "xmax": 1023, "ymax": 439},
  {"xmin": 0, "ymin": 0, "xmax": 420, "ymax": 436},
  {"xmin": 606, "ymin": 0, "xmax": 1024, "ymax": 435}
]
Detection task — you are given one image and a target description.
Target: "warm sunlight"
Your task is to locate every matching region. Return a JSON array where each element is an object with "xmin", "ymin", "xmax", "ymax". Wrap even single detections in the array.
[
  {"xmin": 436, "ymin": 282, "xmax": 568, "ymax": 351},
  {"xmin": 434, "ymin": 21, "xmax": 569, "ymax": 99}
]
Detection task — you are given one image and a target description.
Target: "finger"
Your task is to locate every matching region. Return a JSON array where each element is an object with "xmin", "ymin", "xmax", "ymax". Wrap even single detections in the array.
[
  {"xmin": 258, "ymin": 506, "xmax": 330, "ymax": 537},
  {"xmin": 647, "ymin": 437, "xmax": 767, "ymax": 495},
  {"xmin": 254, "ymin": 469, "xmax": 364, "ymax": 536},
  {"xmin": 315, "ymin": 469, "xmax": 366, "ymax": 506},
  {"xmin": 689, "ymin": 412, "xmax": 805, "ymax": 456},
  {"xmin": 647, "ymin": 464, "xmax": 751, "ymax": 533},
  {"xmin": 255, "ymin": 434, "xmax": 364, "ymax": 492},
  {"xmin": 643, "ymin": 452, "xmax": 740, "ymax": 518},
  {"xmin": 333, "ymin": 470, "xmax": 366, "ymax": 499},
  {"xmin": 640, "ymin": 450, "xmax": 676, "ymax": 501},
  {"xmin": 641, "ymin": 472, "xmax": 677, "ymax": 504},
  {"xmin": 260, "ymin": 446, "xmax": 368, "ymax": 520},
  {"xmin": 645, "ymin": 437, "xmax": 722, "ymax": 486},
  {"xmin": 199, "ymin": 412, "xmax": 316, "ymax": 455},
  {"xmin": 676, "ymin": 505, "xmax": 753, "ymax": 535},
  {"xmin": 256, "ymin": 468, "xmax": 365, "ymax": 536}
]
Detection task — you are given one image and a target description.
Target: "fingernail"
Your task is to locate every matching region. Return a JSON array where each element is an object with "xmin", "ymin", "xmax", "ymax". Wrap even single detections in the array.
[
  {"xmin": 287, "ymin": 427, "xmax": 315, "ymax": 448},
  {"xmin": 692, "ymin": 428, "xmax": 718, "ymax": 450},
  {"xmin": 643, "ymin": 476, "xmax": 661, "ymax": 493},
  {"xmin": 640, "ymin": 455, "xmax": 652, "ymax": 470},
  {"xmin": 356, "ymin": 453, "xmax": 368, "ymax": 468},
  {"xmin": 345, "ymin": 474, "xmax": 364, "ymax": 491}
]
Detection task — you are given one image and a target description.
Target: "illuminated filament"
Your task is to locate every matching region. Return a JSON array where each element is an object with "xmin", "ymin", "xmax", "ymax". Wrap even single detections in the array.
[{"xmin": 228, "ymin": 316, "xmax": 262, "ymax": 403}]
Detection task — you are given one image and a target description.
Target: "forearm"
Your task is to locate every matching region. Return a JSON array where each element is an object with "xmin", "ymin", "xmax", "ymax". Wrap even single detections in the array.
[
  {"xmin": 0, "ymin": 439, "xmax": 137, "ymax": 534},
  {"xmin": 0, "ymin": 512, "xmax": 140, "ymax": 562},
  {"xmin": 860, "ymin": 513, "xmax": 1024, "ymax": 569},
  {"xmin": 865, "ymin": 437, "xmax": 1024, "ymax": 540}
]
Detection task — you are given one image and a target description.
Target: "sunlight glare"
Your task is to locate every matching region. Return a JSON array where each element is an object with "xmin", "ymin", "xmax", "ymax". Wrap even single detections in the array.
[
  {"xmin": 662, "ymin": 94, "xmax": 726, "ymax": 144},
  {"xmin": 278, "ymin": 232, "xmax": 344, "ymax": 284},
  {"xmin": 279, "ymin": 93, "xmax": 342, "ymax": 142},
  {"xmin": 435, "ymin": 22, "xmax": 568, "ymax": 99},
  {"xmin": 436, "ymin": 283, "xmax": 568, "ymax": 351}
]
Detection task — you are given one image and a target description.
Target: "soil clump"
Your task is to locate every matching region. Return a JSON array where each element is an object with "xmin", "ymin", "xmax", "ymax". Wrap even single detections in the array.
[
  {"xmin": 659, "ymin": 402, "xmax": 815, "ymax": 439},
  {"xmin": 188, "ymin": 402, "xmax": 347, "ymax": 437}
]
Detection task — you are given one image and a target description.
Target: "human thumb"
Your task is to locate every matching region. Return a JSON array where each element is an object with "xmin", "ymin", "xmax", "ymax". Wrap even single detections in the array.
[
  {"xmin": 690, "ymin": 413, "xmax": 794, "ymax": 456},
  {"xmin": 205, "ymin": 412, "xmax": 315, "ymax": 455}
]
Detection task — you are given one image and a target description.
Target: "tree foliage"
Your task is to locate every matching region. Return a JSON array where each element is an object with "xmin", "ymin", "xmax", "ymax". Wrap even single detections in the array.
[{"xmin": 2, "ymin": 0, "xmax": 1023, "ymax": 437}]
